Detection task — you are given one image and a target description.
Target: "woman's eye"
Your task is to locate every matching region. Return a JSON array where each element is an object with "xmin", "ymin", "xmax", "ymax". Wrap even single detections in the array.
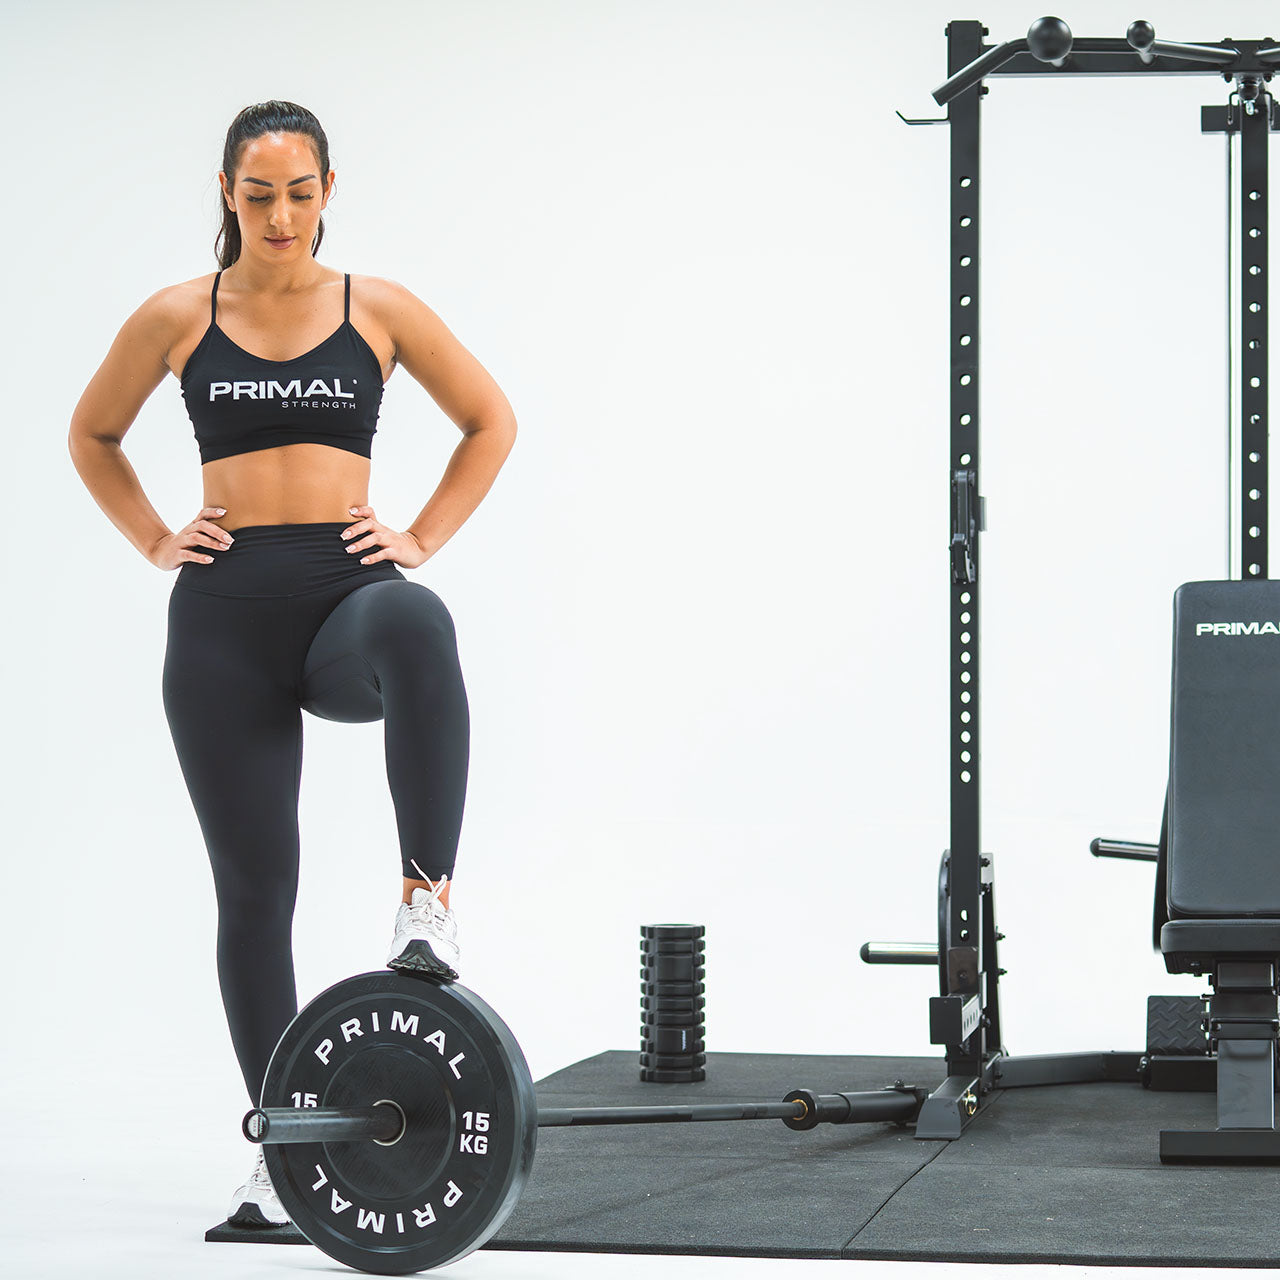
[{"xmin": 245, "ymin": 194, "xmax": 314, "ymax": 203}]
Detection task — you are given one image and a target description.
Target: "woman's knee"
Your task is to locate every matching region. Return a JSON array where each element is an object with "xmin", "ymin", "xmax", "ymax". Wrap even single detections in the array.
[
  {"xmin": 368, "ymin": 583, "xmax": 461, "ymax": 664},
  {"xmin": 214, "ymin": 875, "xmax": 298, "ymax": 943}
]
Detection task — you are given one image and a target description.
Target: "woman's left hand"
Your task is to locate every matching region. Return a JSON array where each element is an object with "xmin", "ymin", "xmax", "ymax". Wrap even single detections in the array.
[{"xmin": 341, "ymin": 505, "xmax": 429, "ymax": 569}]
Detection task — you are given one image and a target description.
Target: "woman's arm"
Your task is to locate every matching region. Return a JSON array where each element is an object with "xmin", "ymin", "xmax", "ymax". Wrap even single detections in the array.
[
  {"xmin": 68, "ymin": 289, "xmax": 182, "ymax": 562},
  {"xmin": 374, "ymin": 278, "xmax": 518, "ymax": 559}
]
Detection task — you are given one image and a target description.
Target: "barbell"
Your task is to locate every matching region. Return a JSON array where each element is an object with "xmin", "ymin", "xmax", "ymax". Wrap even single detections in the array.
[{"xmin": 241, "ymin": 969, "xmax": 926, "ymax": 1275}]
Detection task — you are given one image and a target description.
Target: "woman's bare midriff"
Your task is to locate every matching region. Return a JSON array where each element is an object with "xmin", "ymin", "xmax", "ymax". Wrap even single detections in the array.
[{"xmin": 202, "ymin": 444, "xmax": 373, "ymax": 532}]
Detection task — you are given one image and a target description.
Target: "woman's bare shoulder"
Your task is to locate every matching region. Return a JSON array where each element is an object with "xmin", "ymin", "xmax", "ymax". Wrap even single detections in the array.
[
  {"xmin": 129, "ymin": 273, "xmax": 217, "ymax": 373},
  {"xmin": 143, "ymin": 272, "xmax": 217, "ymax": 324},
  {"xmin": 350, "ymin": 272, "xmax": 413, "ymax": 304}
]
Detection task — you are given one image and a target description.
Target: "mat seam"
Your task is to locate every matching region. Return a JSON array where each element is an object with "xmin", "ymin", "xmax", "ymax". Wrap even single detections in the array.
[{"xmin": 841, "ymin": 1089, "xmax": 1010, "ymax": 1257}]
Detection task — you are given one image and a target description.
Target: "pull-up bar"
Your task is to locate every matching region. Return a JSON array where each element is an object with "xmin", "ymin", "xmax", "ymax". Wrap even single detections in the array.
[{"xmin": 934, "ymin": 18, "xmax": 1280, "ymax": 106}]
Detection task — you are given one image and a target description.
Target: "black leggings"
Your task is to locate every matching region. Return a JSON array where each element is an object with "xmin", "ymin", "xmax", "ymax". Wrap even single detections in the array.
[{"xmin": 161, "ymin": 522, "xmax": 469, "ymax": 1104}]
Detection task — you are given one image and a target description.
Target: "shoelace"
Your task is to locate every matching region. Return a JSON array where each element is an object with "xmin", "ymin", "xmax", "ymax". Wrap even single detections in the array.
[
  {"xmin": 247, "ymin": 1149, "xmax": 275, "ymax": 1192},
  {"xmin": 405, "ymin": 863, "xmax": 453, "ymax": 935}
]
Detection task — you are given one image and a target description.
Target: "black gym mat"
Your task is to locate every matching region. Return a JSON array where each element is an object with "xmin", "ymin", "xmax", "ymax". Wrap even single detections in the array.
[
  {"xmin": 490, "ymin": 1050, "xmax": 950, "ymax": 1260},
  {"xmin": 208, "ymin": 1050, "xmax": 1280, "ymax": 1266},
  {"xmin": 484, "ymin": 1050, "xmax": 1280, "ymax": 1268}
]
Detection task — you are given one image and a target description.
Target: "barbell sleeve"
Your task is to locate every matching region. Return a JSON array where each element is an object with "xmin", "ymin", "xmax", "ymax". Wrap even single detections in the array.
[
  {"xmin": 244, "ymin": 1104, "xmax": 405, "ymax": 1145},
  {"xmin": 1090, "ymin": 838, "xmax": 1159, "ymax": 863},
  {"xmin": 860, "ymin": 942, "xmax": 941, "ymax": 965}
]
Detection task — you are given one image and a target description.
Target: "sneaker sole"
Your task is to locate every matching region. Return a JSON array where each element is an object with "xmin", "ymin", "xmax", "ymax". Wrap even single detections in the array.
[
  {"xmin": 227, "ymin": 1200, "xmax": 290, "ymax": 1228},
  {"xmin": 387, "ymin": 938, "xmax": 459, "ymax": 982}
]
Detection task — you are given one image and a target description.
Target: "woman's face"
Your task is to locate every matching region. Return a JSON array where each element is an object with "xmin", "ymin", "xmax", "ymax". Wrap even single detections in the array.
[{"xmin": 219, "ymin": 131, "xmax": 334, "ymax": 263}]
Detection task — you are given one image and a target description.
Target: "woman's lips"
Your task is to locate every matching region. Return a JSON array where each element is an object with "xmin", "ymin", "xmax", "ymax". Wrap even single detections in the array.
[{"xmin": 266, "ymin": 236, "xmax": 294, "ymax": 248}]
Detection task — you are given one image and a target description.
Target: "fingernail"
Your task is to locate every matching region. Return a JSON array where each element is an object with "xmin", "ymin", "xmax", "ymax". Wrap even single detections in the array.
[
  {"xmin": 349, "ymin": 507, "xmax": 359, "ymax": 514},
  {"xmin": 216, "ymin": 508, "xmax": 226, "ymax": 515}
]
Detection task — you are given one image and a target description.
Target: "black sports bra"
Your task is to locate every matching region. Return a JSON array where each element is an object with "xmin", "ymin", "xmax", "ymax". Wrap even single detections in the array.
[{"xmin": 180, "ymin": 270, "xmax": 384, "ymax": 464}]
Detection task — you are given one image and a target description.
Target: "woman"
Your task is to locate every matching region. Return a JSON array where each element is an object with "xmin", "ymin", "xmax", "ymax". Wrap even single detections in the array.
[{"xmin": 67, "ymin": 100, "xmax": 517, "ymax": 1228}]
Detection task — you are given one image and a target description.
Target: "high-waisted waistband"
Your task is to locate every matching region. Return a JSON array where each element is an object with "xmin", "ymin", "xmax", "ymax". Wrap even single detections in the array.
[{"xmin": 172, "ymin": 521, "xmax": 405, "ymax": 598}]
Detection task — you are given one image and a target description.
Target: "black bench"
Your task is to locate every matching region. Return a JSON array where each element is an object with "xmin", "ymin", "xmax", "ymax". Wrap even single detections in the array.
[{"xmin": 1159, "ymin": 580, "xmax": 1280, "ymax": 1162}]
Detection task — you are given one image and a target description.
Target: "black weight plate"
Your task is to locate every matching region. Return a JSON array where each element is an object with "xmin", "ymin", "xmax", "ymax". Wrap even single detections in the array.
[
  {"xmin": 641, "ymin": 1008, "xmax": 705, "ymax": 1027},
  {"xmin": 641, "ymin": 1069, "xmax": 707, "ymax": 1083},
  {"xmin": 640, "ymin": 938, "xmax": 706, "ymax": 955},
  {"xmin": 260, "ymin": 971, "xmax": 537, "ymax": 1275},
  {"xmin": 641, "ymin": 924, "xmax": 705, "ymax": 941},
  {"xmin": 640, "ymin": 1028, "xmax": 707, "ymax": 1055},
  {"xmin": 640, "ymin": 994, "xmax": 706, "ymax": 1014},
  {"xmin": 639, "ymin": 1050, "xmax": 709, "ymax": 1069},
  {"xmin": 640, "ymin": 959, "xmax": 706, "ymax": 983},
  {"xmin": 640, "ymin": 980, "xmax": 705, "ymax": 998},
  {"xmin": 938, "ymin": 850, "xmax": 950, "ymax": 999}
]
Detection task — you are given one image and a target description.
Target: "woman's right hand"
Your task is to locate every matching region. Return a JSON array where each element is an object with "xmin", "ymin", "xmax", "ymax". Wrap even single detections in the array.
[{"xmin": 149, "ymin": 507, "xmax": 235, "ymax": 570}]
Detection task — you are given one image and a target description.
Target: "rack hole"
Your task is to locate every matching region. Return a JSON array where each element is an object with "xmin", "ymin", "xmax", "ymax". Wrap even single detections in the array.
[
  {"xmin": 960, "ymin": 334, "xmax": 972, "ymax": 346},
  {"xmin": 960, "ymin": 216, "xmax": 972, "ymax": 228},
  {"xmin": 960, "ymin": 255, "xmax": 972, "ymax": 267},
  {"xmin": 1250, "ymin": 452, "xmax": 1261, "ymax": 463},
  {"xmin": 1250, "ymin": 563, "xmax": 1262, "ymax": 576},
  {"xmin": 960, "ymin": 452, "xmax": 971, "ymax": 465},
  {"xmin": 960, "ymin": 374, "xmax": 972, "ymax": 386},
  {"xmin": 960, "ymin": 414, "xmax": 972, "ymax": 426},
  {"xmin": 1250, "ymin": 526, "xmax": 1261, "ymax": 538},
  {"xmin": 960, "ymin": 295, "xmax": 972, "ymax": 307},
  {"xmin": 960, "ymin": 176, "xmax": 972, "ymax": 188},
  {"xmin": 960, "ymin": 770, "xmax": 971, "ymax": 783}
]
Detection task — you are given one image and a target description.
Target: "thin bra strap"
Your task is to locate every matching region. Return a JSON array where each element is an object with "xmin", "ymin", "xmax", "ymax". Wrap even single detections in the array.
[
  {"xmin": 344, "ymin": 273, "xmax": 351, "ymax": 322},
  {"xmin": 211, "ymin": 270, "xmax": 222, "ymax": 325}
]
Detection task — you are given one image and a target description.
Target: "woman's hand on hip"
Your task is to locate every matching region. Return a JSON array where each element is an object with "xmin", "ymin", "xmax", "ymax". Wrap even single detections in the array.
[
  {"xmin": 149, "ymin": 507, "xmax": 234, "ymax": 570},
  {"xmin": 341, "ymin": 505, "xmax": 429, "ymax": 569}
]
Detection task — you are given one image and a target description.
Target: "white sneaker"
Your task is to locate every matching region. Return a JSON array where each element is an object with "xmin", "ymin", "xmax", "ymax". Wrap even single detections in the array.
[
  {"xmin": 227, "ymin": 1147, "xmax": 290, "ymax": 1227},
  {"xmin": 387, "ymin": 875, "xmax": 460, "ymax": 979}
]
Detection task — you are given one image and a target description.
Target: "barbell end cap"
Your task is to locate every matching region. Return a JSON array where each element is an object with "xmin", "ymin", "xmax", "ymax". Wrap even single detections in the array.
[
  {"xmin": 242, "ymin": 1108, "xmax": 269, "ymax": 1143},
  {"xmin": 782, "ymin": 1089, "xmax": 819, "ymax": 1131}
]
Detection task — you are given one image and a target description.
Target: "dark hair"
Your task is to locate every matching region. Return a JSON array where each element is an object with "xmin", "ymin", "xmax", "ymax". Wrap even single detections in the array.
[{"xmin": 215, "ymin": 100, "xmax": 331, "ymax": 268}]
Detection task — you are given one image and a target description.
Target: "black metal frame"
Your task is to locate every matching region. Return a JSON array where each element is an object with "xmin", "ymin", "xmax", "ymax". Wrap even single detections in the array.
[{"xmin": 878, "ymin": 20, "xmax": 1280, "ymax": 1144}]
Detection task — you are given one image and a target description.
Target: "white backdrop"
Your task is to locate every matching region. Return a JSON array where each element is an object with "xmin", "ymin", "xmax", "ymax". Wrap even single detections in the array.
[{"xmin": 3, "ymin": 0, "xmax": 1276, "ymax": 1274}]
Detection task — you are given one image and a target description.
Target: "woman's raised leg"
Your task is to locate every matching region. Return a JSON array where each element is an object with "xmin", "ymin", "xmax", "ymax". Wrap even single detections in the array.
[{"xmin": 298, "ymin": 579, "xmax": 470, "ymax": 886}]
